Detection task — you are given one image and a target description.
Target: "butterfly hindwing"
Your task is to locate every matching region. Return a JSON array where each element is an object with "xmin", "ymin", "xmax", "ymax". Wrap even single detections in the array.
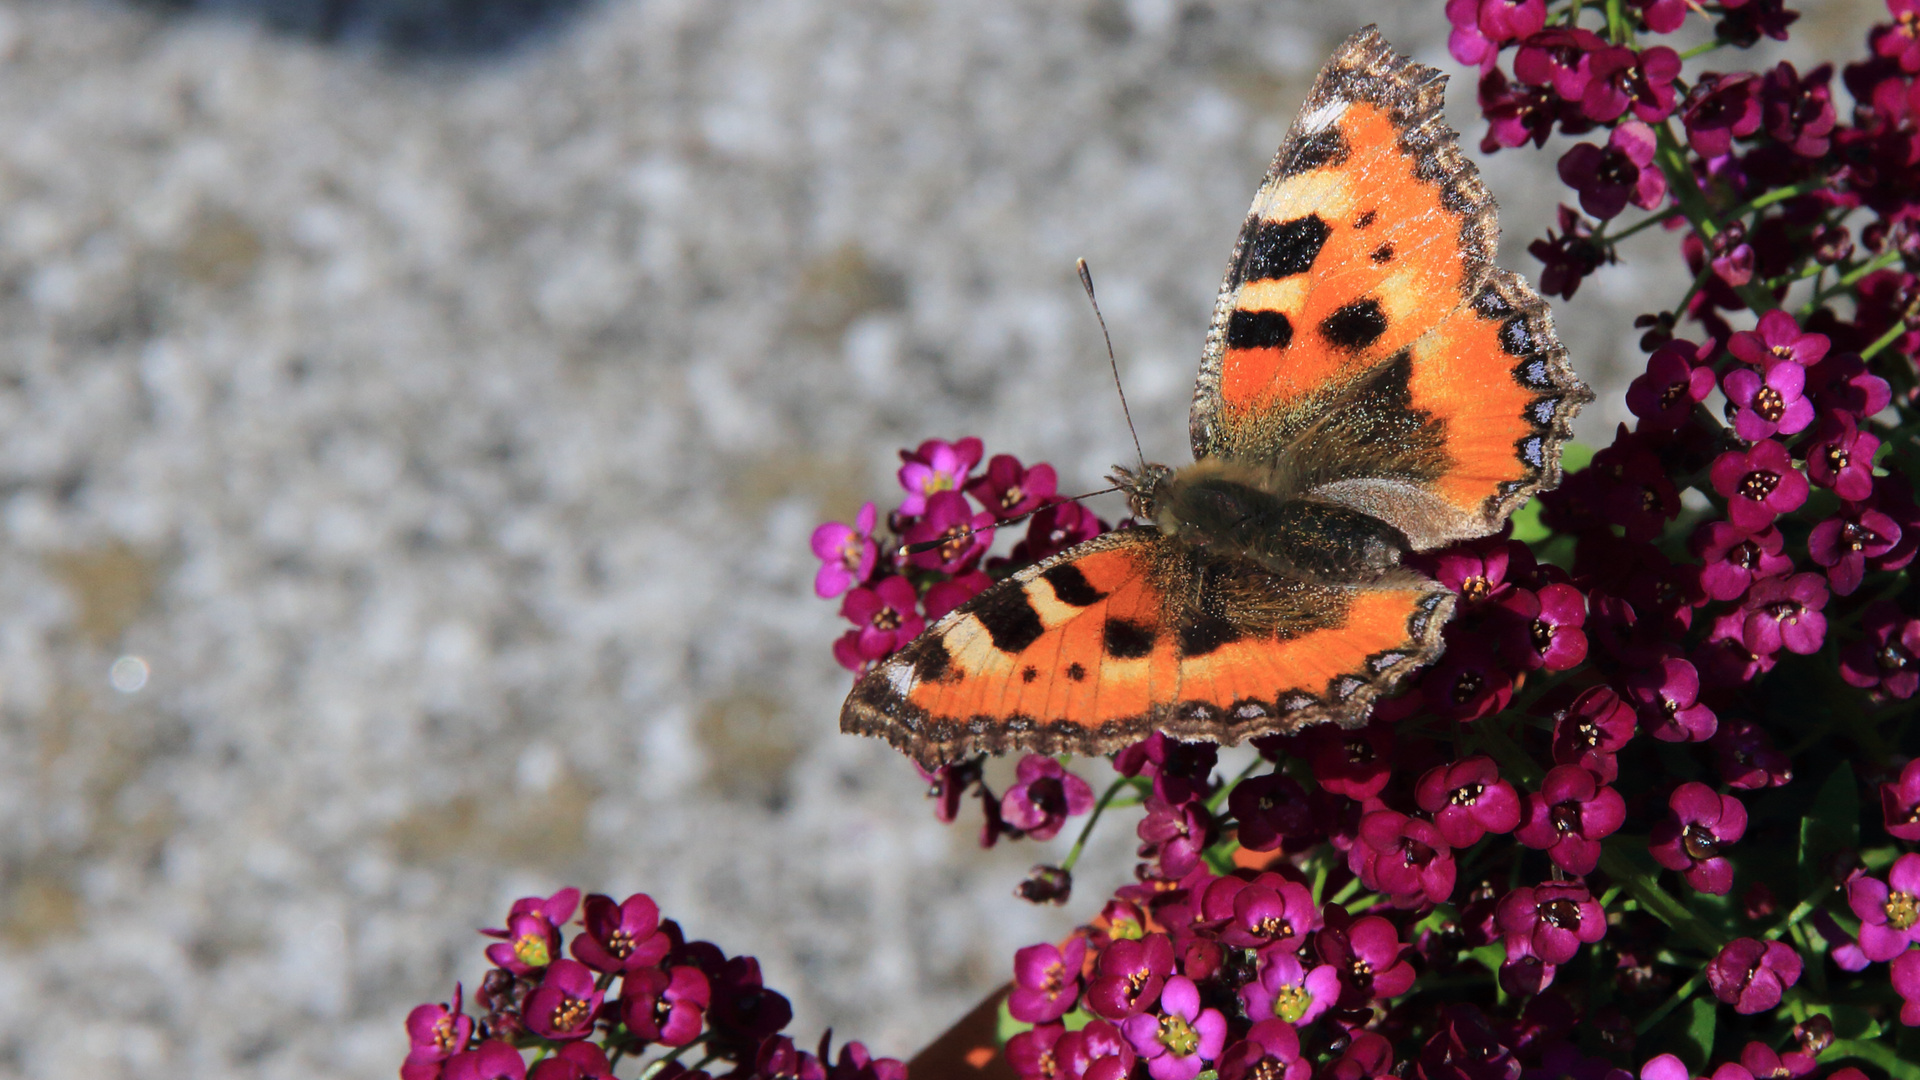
[
  {"xmin": 840, "ymin": 527, "xmax": 1455, "ymax": 765},
  {"xmin": 1189, "ymin": 27, "xmax": 1589, "ymax": 549}
]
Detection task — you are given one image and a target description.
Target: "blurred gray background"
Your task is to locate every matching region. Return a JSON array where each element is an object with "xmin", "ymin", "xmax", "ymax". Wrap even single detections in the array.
[{"xmin": 0, "ymin": 0, "xmax": 1877, "ymax": 1076}]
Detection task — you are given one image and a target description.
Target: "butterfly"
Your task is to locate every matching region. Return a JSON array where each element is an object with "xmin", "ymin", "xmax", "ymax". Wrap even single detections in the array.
[{"xmin": 841, "ymin": 26, "xmax": 1590, "ymax": 768}]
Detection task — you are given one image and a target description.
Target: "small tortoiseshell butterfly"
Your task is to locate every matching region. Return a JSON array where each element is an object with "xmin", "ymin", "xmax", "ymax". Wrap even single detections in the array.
[{"xmin": 843, "ymin": 27, "xmax": 1590, "ymax": 767}]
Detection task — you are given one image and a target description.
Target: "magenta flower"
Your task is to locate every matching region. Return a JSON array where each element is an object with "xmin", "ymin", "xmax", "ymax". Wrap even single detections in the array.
[
  {"xmin": 1087, "ymin": 933, "xmax": 1175, "ymax": 1019},
  {"xmin": 1710, "ymin": 442, "xmax": 1809, "ymax": 531},
  {"xmin": 1415, "ymin": 757, "xmax": 1522, "ymax": 847},
  {"xmin": 1626, "ymin": 340, "xmax": 1717, "ymax": 429},
  {"xmin": 903, "ymin": 491, "xmax": 995, "ymax": 574},
  {"xmin": 1317, "ymin": 915, "xmax": 1416, "ymax": 1006},
  {"xmin": 1803, "ymin": 411, "xmax": 1881, "ymax": 501},
  {"xmin": 1514, "ymin": 27, "xmax": 1605, "ymax": 98},
  {"xmin": 1729, "ymin": 310, "xmax": 1830, "ymax": 368},
  {"xmin": 1723, "ymin": 361, "xmax": 1814, "ymax": 441},
  {"xmin": 1137, "ymin": 796, "xmax": 1210, "ymax": 879},
  {"xmin": 445, "ymin": 1042, "xmax": 528, "ymax": 1080},
  {"xmin": 1707, "ymin": 938, "xmax": 1802, "ymax": 1014},
  {"xmin": 1710, "ymin": 719, "xmax": 1794, "ymax": 790},
  {"xmin": 1682, "ymin": 72, "xmax": 1763, "ymax": 156},
  {"xmin": 1875, "ymin": 0, "xmax": 1920, "ymax": 71},
  {"xmin": 1052, "ymin": 1021, "xmax": 1135, "ymax": 1080},
  {"xmin": 839, "ymin": 575, "xmax": 925, "ymax": 662},
  {"xmin": 896, "ymin": 437, "xmax": 983, "ymax": 516},
  {"xmin": 1120, "ymin": 976, "xmax": 1227, "ymax": 1080},
  {"xmin": 1499, "ymin": 582, "xmax": 1588, "ymax": 671},
  {"xmin": 1002, "ymin": 756, "xmax": 1096, "ymax": 841},
  {"xmin": 622, "ymin": 966, "xmax": 710, "ymax": 1046},
  {"xmin": 810, "ymin": 502, "xmax": 879, "ymax": 599},
  {"xmin": 1352, "ymin": 810, "xmax": 1456, "ymax": 906},
  {"xmin": 1010, "ymin": 500, "xmax": 1106, "ymax": 563},
  {"xmin": 1847, "ymin": 854, "xmax": 1920, "ymax": 962},
  {"xmin": 1203, "ymin": 872, "xmax": 1321, "ymax": 951},
  {"xmin": 571, "ymin": 892, "xmax": 670, "ymax": 974},
  {"xmin": 524, "ymin": 959, "xmax": 604, "ymax": 1042},
  {"xmin": 1228, "ymin": 772, "xmax": 1314, "ymax": 853},
  {"xmin": 1516, "ymin": 766, "xmax": 1627, "ymax": 875},
  {"xmin": 1632, "ymin": 0, "xmax": 1687, "ymax": 31},
  {"xmin": 404, "ymin": 992, "xmax": 474, "ymax": 1080},
  {"xmin": 1429, "ymin": 536, "xmax": 1529, "ymax": 606},
  {"xmin": 1422, "ymin": 633, "xmax": 1515, "ymax": 720},
  {"xmin": 709, "ymin": 955, "xmax": 792, "ymax": 1040},
  {"xmin": 1699, "ymin": 611, "xmax": 1778, "ymax": 687},
  {"xmin": 528, "ymin": 1044, "xmax": 615, "ymax": 1080},
  {"xmin": 1552, "ymin": 686, "xmax": 1638, "ymax": 782},
  {"xmin": 1809, "ymin": 353, "xmax": 1892, "ymax": 418},
  {"xmin": 1557, "ymin": 122, "xmax": 1665, "ymax": 219},
  {"xmin": 1530, "ymin": 205, "xmax": 1613, "ymax": 300},
  {"xmin": 1628, "ymin": 657, "xmax": 1718, "ymax": 742},
  {"xmin": 1238, "ymin": 951, "xmax": 1339, "ymax": 1026},
  {"xmin": 1446, "ymin": 0, "xmax": 1499, "ymax": 69},
  {"xmin": 1761, "ymin": 61, "xmax": 1837, "ymax": 155},
  {"xmin": 1497, "ymin": 879, "xmax": 1607, "ymax": 965},
  {"xmin": 1009, "ymin": 937, "xmax": 1089, "ymax": 1023},
  {"xmin": 1476, "ymin": 0, "xmax": 1546, "ymax": 41},
  {"xmin": 1217, "ymin": 1020, "xmax": 1307, "ymax": 1080},
  {"xmin": 1301, "ymin": 724, "xmax": 1393, "ymax": 800},
  {"xmin": 1693, "ymin": 523, "xmax": 1791, "ymax": 602},
  {"xmin": 1582, "ymin": 45, "xmax": 1681, "ymax": 123},
  {"xmin": 483, "ymin": 888, "xmax": 580, "ymax": 975},
  {"xmin": 967, "ymin": 454, "xmax": 1058, "ymax": 521},
  {"xmin": 1650, "ymin": 783, "xmax": 1748, "ymax": 894},
  {"xmin": 1809, "ymin": 506, "xmax": 1900, "ymax": 596},
  {"xmin": 1895, "ymin": 949, "xmax": 1920, "ymax": 1026},
  {"xmin": 1478, "ymin": 69, "xmax": 1561, "ymax": 150},
  {"xmin": 1740, "ymin": 573, "xmax": 1829, "ymax": 656},
  {"xmin": 1006, "ymin": 1023, "xmax": 1066, "ymax": 1080},
  {"xmin": 923, "ymin": 570, "xmax": 991, "ymax": 622},
  {"xmin": 1842, "ymin": 602, "xmax": 1920, "ymax": 700}
]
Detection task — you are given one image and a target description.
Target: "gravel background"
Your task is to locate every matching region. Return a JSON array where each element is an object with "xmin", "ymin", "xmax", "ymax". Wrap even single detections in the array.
[{"xmin": 0, "ymin": 1, "xmax": 1878, "ymax": 1076}]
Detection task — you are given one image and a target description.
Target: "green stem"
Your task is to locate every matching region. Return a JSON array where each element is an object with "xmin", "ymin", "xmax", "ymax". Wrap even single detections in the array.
[
  {"xmin": 1861, "ymin": 317, "xmax": 1910, "ymax": 362},
  {"xmin": 1679, "ymin": 38, "xmax": 1728, "ymax": 60},
  {"xmin": 1829, "ymin": 1038, "xmax": 1920, "ymax": 1080},
  {"xmin": 1606, "ymin": 205, "xmax": 1684, "ymax": 243},
  {"xmin": 1634, "ymin": 971, "xmax": 1705, "ymax": 1036},
  {"xmin": 1801, "ymin": 247, "xmax": 1904, "ymax": 316},
  {"xmin": 1207, "ymin": 756, "xmax": 1267, "ymax": 814},
  {"xmin": 1598, "ymin": 842, "xmax": 1727, "ymax": 953},
  {"xmin": 1651, "ymin": 122, "xmax": 1778, "ymax": 315},
  {"xmin": 1060, "ymin": 777, "xmax": 1133, "ymax": 874}
]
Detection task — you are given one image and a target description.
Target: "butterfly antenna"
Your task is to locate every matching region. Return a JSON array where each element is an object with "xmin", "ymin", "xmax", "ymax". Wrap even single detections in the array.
[
  {"xmin": 901, "ymin": 486, "xmax": 1122, "ymax": 555},
  {"xmin": 1077, "ymin": 259, "xmax": 1146, "ymax": 473}
]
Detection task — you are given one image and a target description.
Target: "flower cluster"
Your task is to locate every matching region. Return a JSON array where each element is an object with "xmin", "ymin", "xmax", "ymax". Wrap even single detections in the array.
[
  {"xmin": 812, "ymin": 438, "xmax": 1105, "ymax": 673},
  {"xmin": 802, "ymin": 2, "xmax": 1920, "ymax": 1078},
  {"xmin": 401, "ymin": 888, "xmax": 903, "ymax": 1080}
]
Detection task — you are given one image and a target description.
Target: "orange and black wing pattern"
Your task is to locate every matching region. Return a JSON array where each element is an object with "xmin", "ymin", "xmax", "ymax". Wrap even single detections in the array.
[
  {"xmin": 840, "ymin": 528, "xmax": 1453, "ymax": 766},
  {"xmin": 1188, "ymin": 27, "xmax": 1590, "ymax": 549}
]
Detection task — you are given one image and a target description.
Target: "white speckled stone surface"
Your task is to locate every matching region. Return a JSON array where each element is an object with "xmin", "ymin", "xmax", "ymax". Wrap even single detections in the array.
[{"xmin": 0, "ymin": 0, "xmax": 1874, "ymax": 1076}]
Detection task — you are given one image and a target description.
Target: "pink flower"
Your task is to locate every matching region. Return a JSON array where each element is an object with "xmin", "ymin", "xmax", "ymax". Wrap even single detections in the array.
[
  {"xmin": 810, "ymin": 502, "xmax": 879, "ymax": 598},
  {"xmin": 1706, "ymin": 938, "xmax": 1802, "ymax": 1013},
  {"xmin": 1626, "ymin": 340, "xmax": 1717, "ymax": 428},
  {"xmin": 404, "ymin": 991, "xmax": 474, "ymax": 1080},
  {"xmin": 1843, "ymin": 603, "xmax": 1920, "ymax": 699},
  {"xmin": 445, "ymin": 1042, "xmax": 528, "ymax": 1080},
  {"xmin": 570, "ymin": 892, "xmax": 670, "ymax": 973},
  {"xmin": 1710, "ymin": 442, "xmax": 1809, "ymax": 531},
  {"xmin": 903, "ymin": 491, "xmax": 995, "ymax": 574},
  {"xmin": 839, "ymin": 575, "xmax": 925, "ymax": 662},
  {"xmin": 1516, "ymin": 766, "xmax": 1627, "ymax": 874},
  {"xmin": 1729, "ymin": 310, "xmax": 1830, "ymax": 368},
  {"xmin": 1415, "ymin": 757, "xmax": 1522, "ymax": 847},
  {"xmin": 1238, "ymin": 951, "xmax": 1339, "ymax": 1026},
  {"xmin": 1120, "ymin": 976, "xmax": 1228, "ymax": 1080},
  {"xmin": 896, "ymin": 437, "xmax": 983, "ymax": 516},
  {"xmin": 622, "ymin": 966, "xmax": 710, "ymax": 1046},
  {"xmin": 1317, "ymin": 914, "xmax": 1415, "ymax": 1006},
  {"xmin": 1722, "ymin": 361, "xmax": 1814, "ymax": 441},
  {"xmin": 1692, "ymin": 523, "xmax": 1791, "ymax": 602},
  {"xmin": 966, "ymin": 454, "xmax": 1058, "ymax": 521},
  {"xmin": 1497, "ymin": 879, "xmax": 1607, "ymax": 965},
  {"xmin": 482, "ymin": 888, "xmax": 580, "ymax": 975},
  {"xmin": 1895, "ymin": 949, "xmax": 1920, "ymax": 1025},
  {"xmin": 1009, "ymin": 937, "xmax": 1089, "ymax": 1023},
  {"xmin": 1351, "ymin": 810, "xmax": 1456, "ymax": 906},
  {"xmin": 524, "ymin": 959, "xmax": 604, "ymax": 1041},
  {"xmin": 1649, "ymin": 783, "xmax": 1747, "ymax": 894},
  {"xmin": 1808, "ymin": 506, "xmax": 1900, "ymax": 596},
  {"xmin": 1002, "ymin": 756, "xmax": 1095, "ymax": 841},
  {"xmin": 1848, "ymin": 854, "xmax": 1920, "ymax": 962}
]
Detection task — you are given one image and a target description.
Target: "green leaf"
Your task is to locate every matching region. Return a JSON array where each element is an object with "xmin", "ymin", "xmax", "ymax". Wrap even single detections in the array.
[
  {"xmin": 1799, "ymin": 762, "xmax": 1861, "ymax": 896},
  {"xmin": 1675, "ymin": 997, "xmax": 1717, "ymax": 1070},
  {"xmin": 996, "ymin": 996, "xmax": 1031, "ymax": 1046},
  {"xmin": 1830, "ymin": 1038, "xmax": 1920, "ymax": 1080}
]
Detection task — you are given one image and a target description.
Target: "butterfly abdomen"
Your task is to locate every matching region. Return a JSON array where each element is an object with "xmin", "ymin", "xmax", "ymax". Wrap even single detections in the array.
[{"xmin": 1151, "ymin": 462, "xmax": 1410, "ymax": 582}]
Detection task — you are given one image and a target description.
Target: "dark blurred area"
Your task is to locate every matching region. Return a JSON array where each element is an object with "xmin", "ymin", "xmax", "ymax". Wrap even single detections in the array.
[{"xmin": 128, "ymin": 0, "xmax": 594, "ymax": 54}]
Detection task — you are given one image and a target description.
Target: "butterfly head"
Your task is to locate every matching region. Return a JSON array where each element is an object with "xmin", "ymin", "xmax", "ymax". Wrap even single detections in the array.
[{"xmin": 1108, "ymin": 461, "xmax": 1174, "ymax": 521}]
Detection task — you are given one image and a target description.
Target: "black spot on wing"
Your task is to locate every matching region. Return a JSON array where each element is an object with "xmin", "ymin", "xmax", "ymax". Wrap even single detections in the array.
[
  {"xmin": 1103, "ymin": 619, "xmax": 1156, "ymax": 659},
  {"xmin": 1040, "ymin": 563, "xmax": 1105, "ymax": 607},
  {"xmin": 1226, "ymin": 309, "xmax": 1293, "ymax": 350},
  {"xmin": 1236, "ymin": 215, "xmax": 1330, "ymax": 284},
  {"xmin": 1067, "ymin": 662, "xmax": 1087, "ymax": 682},
  {"xmin": 1370, "ymin": 243, "xmax": 1394, "ymax": 264},
  {"xmin": 1177, "ymin": 611, "xmax": 1242, "ymax": 657},
  {"xmin": 1277, "ymin": 128, "xmax": 1350, "ymax": 179},
  {"xmin": 972, "ymin": 586, "xmax": 1045, "ymax": 654},
  {"xmin": 1020, "ymin": 665, "xmax": 1038, "ymax": 683},
  {"xmin": 1354, "ymin": 209, "xmax": 1378, "ymax": 229},
  {"xmin": 1321, "ymin": 298, "xmax": 1387, "ymax": 351},
  {"xmin": 910, "ymin": 641, "xmax": 954, "ymax": 685}
]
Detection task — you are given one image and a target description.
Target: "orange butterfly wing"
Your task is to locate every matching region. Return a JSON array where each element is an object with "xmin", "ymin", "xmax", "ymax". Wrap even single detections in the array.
[
  {"xmin": 840, "ymin": 528, "xmax": 1452, "ymax": 766},
  {"xmin": 1188, "ymin": 27, "xmax": 1589, "ymax": 549}
]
